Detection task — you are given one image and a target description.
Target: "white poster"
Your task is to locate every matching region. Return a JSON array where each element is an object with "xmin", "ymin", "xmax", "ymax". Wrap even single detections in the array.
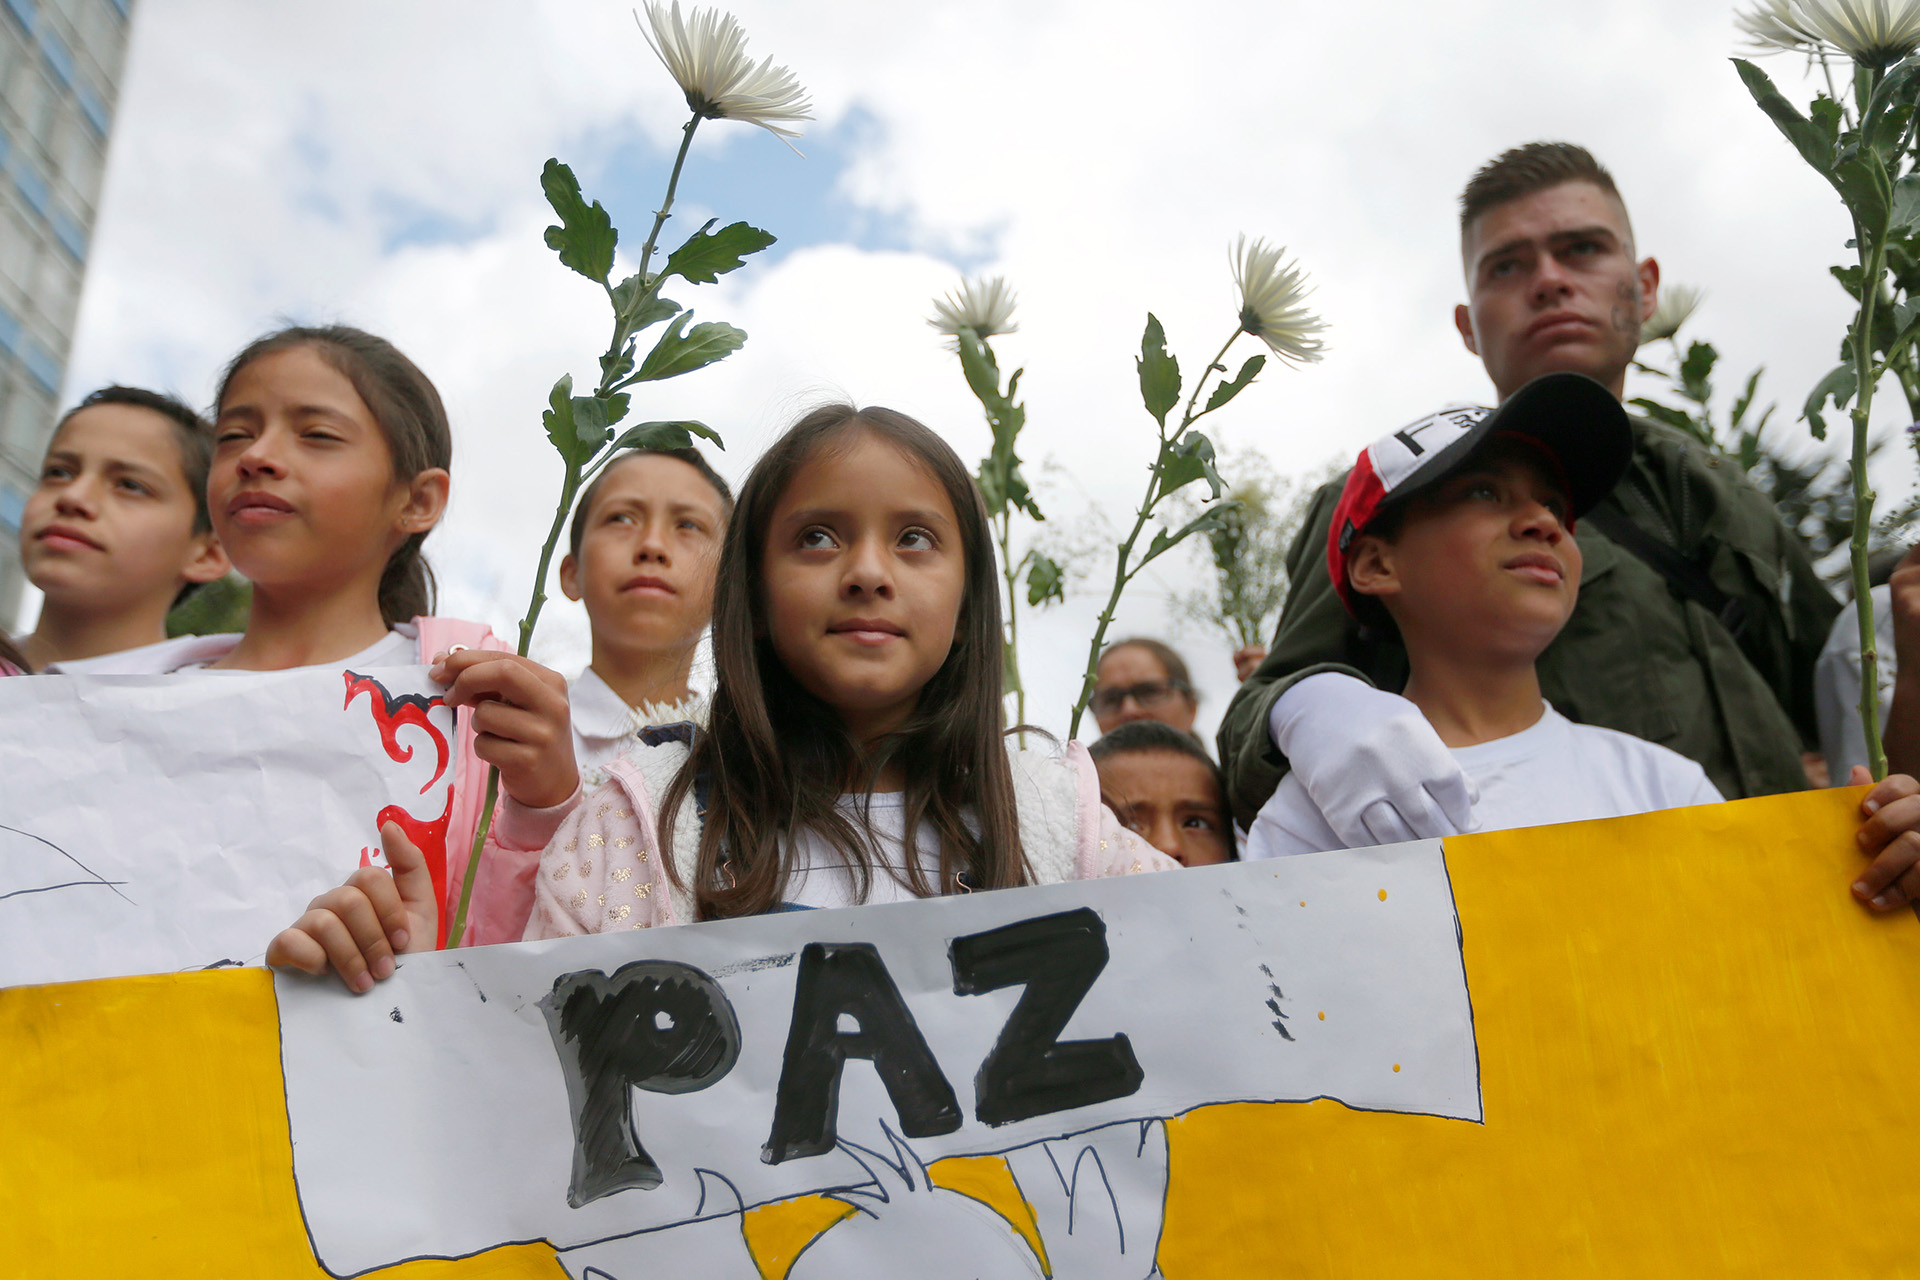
[
  {"xmin": 276, "ymin": 840, "xmax": 1480, "ymax": 1277},
  {"xmin": 0, "ymin": 666, "xmax": 456, "ymax": 988}
]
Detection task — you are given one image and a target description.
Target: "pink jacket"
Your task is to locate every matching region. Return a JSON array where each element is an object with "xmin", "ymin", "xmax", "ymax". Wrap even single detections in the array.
[
  {"xmin": 412, "ymin": 617, "xmax": 579, "ymax": 947},
  {"xmin": 526, "ymin": 739, "xmax": 1176, "ymax": 938}
]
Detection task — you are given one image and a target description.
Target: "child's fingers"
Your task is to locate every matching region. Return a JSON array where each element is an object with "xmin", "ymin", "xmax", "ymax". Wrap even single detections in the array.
[
  {"xmin": 265, "ymin": 925, "xmax": 331, "ymax": 977},
  {"xmin": 1848, "ymin": 765, "xmax": 1873, "ymax": 788},
  {"xmin": 306, "ymin": 880, "xmax": 401, "ymax": 992},
  {"xmin": 1860, "ymin": 771, "xmax": 1920, "ymax": 815},
  {"xmin": 468, "ymin": 700, "xmax": 566, "ymax": 752},
  {"xmin": 439, "ymin": 654, "xmax": 568, "ymax": 713},
  {"xmin": 1856, "ymin": 791, "xmax": 1920, "ymax": 856},
  {"xmin": 1855, "ymin": 829, "xmax": 1920, "ymax": 911},
  {"xmin": 379, "ymin": 821, "xmax": 436, "ymax": 951}
]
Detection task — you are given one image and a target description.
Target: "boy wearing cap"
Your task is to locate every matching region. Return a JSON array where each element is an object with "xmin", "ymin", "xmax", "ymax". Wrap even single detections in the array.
[{"xmin": 1246, "ymin": 373, "xmax": 1721, "ymax": 858}]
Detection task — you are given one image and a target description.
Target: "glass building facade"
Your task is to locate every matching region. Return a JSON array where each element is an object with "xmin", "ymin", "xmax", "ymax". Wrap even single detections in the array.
[{"xmin": 0, "ymin": 0, "xmax": 130, "ymax": 625}]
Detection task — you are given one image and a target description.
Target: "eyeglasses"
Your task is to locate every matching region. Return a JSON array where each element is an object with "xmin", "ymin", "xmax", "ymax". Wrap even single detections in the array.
[{"xmin": 1090, "ymin": 679, "xmax": 1190, "ymax": 716}]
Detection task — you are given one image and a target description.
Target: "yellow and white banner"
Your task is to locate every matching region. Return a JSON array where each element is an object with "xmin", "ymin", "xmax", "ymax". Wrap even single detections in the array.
[{"xmin": 6, "ymin": 783, "xmax": 1919, "ymax": 1276}]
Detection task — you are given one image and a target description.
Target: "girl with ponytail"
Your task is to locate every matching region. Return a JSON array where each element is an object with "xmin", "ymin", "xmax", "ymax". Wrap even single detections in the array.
[{"xmin": 206, "ymin": 326, "xmax": 580, "ymax": 964}]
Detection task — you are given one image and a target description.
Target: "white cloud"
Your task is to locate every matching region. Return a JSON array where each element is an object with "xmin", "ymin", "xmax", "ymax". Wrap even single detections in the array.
[{"xmin": 42, "ymin": 0, "xmax": 1911, "ymax": 739}]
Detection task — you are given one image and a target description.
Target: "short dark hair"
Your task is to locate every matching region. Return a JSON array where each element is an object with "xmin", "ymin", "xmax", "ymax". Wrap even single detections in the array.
[
  {"xmin": 53, "ymin": 386, "xmax": 216, "ymax": 609},
  {"xmin": 54, "ymin": 385, "xmax": 214, "ymax": 534},
  {"xmin": 1089, "ymin": 719, "xmax": 1236, "ymax": 861},
  {"xmin": 566, "ymin": 447, "xmax": 733, "ymax": 559},
  {"xmin": 1088, "ymin": 717, "xmax": 1215, "ymax": 768},
  {"xmin": 1097, "ymin": 637, "xmax": 1197, "ymax": 703},
  {"xmin": 1460, "ymin": 142, "xmax": 1627, "ymax": 247}
]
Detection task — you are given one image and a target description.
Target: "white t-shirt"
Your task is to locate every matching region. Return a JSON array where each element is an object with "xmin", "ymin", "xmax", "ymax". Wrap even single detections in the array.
[
  {"xmin": 783, "ymin": 792, "xmax": 946, "ymax": 910},
  {"xmin": 45, "ymin": 632, "xmax": 243, "ymax": 674},
  {"xmin": 1245, "ymin": 703, "xmax": 1724, "ymax": 859},
  {"xmin": 47, "ymin": 625, "xmax": 419, "ymax": 674},
  {"xmin": 568, "ymin": 666, "xmax": 705, "ymax": 787}
]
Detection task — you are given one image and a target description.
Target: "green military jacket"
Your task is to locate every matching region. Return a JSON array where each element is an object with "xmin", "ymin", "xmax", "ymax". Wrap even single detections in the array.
[{"xmin": 1216, "ymin": 416, "xmax": 1842, "ymax": 830}]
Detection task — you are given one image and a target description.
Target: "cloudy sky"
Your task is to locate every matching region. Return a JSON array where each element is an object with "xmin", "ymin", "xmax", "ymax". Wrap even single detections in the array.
[{"xmin": 31, "ymin": 0, "xmax": 1909, "ymax": 740}]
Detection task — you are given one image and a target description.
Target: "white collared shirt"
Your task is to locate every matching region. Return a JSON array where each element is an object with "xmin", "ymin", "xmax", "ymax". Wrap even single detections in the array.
[{"xmin": 568, "ymin": 665, "xmax": 706, "ymax": 787}]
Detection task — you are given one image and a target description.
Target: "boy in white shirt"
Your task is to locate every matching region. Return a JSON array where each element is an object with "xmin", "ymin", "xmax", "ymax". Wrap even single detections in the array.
[{"xmin": 1247, "ymin": 372, "xmax": 1721, "ymax": 859}]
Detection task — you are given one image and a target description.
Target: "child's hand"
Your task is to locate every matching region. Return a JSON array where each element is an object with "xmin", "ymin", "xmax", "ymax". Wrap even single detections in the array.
[
  {"xmin": 431, "ymin": 649, "xmax": 578, "ymax": 810},
  {"xmin": 267, "ymin": 821, "xmax": 438, "ymax": 992},
  {"xmin": 1849, "ymin": 766, "xmax": 1920, "ymax": 912}
]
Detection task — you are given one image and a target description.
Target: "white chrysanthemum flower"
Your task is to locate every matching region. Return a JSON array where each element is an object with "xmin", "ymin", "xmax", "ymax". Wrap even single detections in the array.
[
  {"xmin": 1641, "ymin": 283, "xmax": 1704, "ymax": 343},
  {"xmin": 1231, "ymin": 235, "xmax": 1327, "ymax": 364},
  {"xmin": 928, "ymin": 276, "xmax": 1019, "ymax": 341},
  {"xmin": 1736, "ymin": 0, "xmax": 1920, "ymax": 67},
  {"xmin": 637, "ymin": 2, "xmax": 813, "ymax": 148}
]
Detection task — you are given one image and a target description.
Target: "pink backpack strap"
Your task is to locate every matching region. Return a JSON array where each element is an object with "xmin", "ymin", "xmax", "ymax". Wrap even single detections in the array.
[
  {"xmin": 412, "ymin": 616, "xmax": 509, "ymax": 946},
  {"xmin": 413, "ymin": 615, "xmax": 507, "ymax": 659}
]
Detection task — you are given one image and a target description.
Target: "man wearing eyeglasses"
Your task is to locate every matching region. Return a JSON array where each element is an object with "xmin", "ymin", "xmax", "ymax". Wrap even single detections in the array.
[{"xmin": 1091, "ymin": 638, "xmax": 1201, "ymax": 738}]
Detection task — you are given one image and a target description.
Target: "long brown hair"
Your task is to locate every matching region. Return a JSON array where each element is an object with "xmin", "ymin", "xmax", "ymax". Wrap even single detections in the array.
[
  {"xmin": 660, "ymin": 404, "xmax": 1027, "ymax": 919},
  {"xmin": 216, "ymin": 325, "xmax": 452, "ymax": 625}
]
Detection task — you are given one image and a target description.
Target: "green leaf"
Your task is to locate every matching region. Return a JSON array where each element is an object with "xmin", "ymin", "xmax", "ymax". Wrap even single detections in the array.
[
  {"xmin": 1729, "ymin": 366, "xmax": 1766, "ymax": 429},
  {"xmin": 663, "ymin": 219, "xmax": 778, "ymax": 285},
  {"xmin": 1862, "ymin": 55, "xmax": 1920, "ymax": 156},
  {"xmin": 1893, "ymin": 175, "xmax": 1920, "ymax": 234},
  {"xmin": 1834, "ymin": 147, "xmax": 1895, "ymax": 236},
  {"xmin": 1802, "ymin": 362, "xmax": 1858, "ymax": 440},
  {"xmin": 604, "ymin": 418, "xmax": 724, "ymax": 454},
  {"xmin": 1733, "ymin": 60, "xmax": 1839, "ymax": 177},
  {"xmin": 1142, "ymin": 509, "xmax": 1226, "ymax": 567},
  {"xmin": 1156, "ymin": 430, "xmax": 1224, "ymax": 502},
  {"xmin": 1203, "ymin": 354, "xmax": 1266, "ymax": 414},
  {"xmin": 570, "ymin": 394, "xmax": 614, "ymax": 457},
  {"xmin": 542, "ymin": 375, "xmax": 590, "ymax": 466},
  {"xmin": 1137, "ymin": 313, "xmax": 1181, "ymax": 426},
  {"xmin": 1626, "ymin": 397, "xmax": 1703, "ymax": 438},
  {"xmin": 1678, "ymin": 340, "xmax": 1717, "ymax": 405},
  {"xmin": 539, "ymin": 159, "xmax": 616, "ymax": 284},
  {"xmin": 611, "ymin": 273, "xmax": 682, "ymax": 330},
  {"xmin": 1025, "ymin": 553, "xmax": 1065, "ymax": 607},
  {"xmin": 631, "ymin": 313, "xmax": 748, "ymax": 382}
]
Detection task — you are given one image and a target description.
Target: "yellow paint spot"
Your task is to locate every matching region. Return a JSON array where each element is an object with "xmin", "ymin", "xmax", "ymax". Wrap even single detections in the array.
[
  {"xmin": 1317, "ymin": 1011, "xmax": 1326, "ymax": 1021},
  {"xmin": 1299, "ymin": 900, "xmax": 1306, "ymax": 907},
  {"xmin": 1378, "ymin": 889, "xmax": 1388, "ymax": 901},
  {"xmin": 1393, "ymin": 1063, "xmax": 1401, "ymax": 1073}
]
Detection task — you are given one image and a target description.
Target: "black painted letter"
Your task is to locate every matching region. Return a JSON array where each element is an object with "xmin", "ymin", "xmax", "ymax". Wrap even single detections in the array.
[
  {"xmin": 762, "ymin": 942, "xmax": 961, "ymax": 1164},
  {"xmin": 542, "ymin": 960, "xmax": 741, "ymax": 1207},
  {"xmin": 950, "ymin": 907, "xmax": 1143, "ymax": 1126}
]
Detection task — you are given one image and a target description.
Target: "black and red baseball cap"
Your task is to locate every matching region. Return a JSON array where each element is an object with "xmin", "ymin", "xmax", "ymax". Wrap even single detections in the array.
[{"xmin": 1327, "ymin": 371, "xmax": 1631, "ymax": 616}]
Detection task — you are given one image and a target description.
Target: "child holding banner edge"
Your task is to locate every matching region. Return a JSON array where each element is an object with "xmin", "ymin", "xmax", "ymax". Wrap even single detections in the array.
[
  {"xmin": 272, "ymin": 403, "xmax": 1173, "ymax": 988},
  {"xmin": 1243, "ymin": 373, "xmax": 1920, "ymax": 916},
  {"xmin": 196, "ymin": 325, "xmax": 579, "ymax": 967}
]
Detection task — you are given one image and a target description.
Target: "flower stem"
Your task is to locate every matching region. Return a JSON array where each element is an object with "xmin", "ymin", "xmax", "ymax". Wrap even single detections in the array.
[
  {"xmin": 1851, "ymin": 221, "xmax": 1889, "ymax": 781},
  {"xmin": 637, "ymin": 114, "xmax": 703, "ymax": 287},
  {"xmin": 998, "ymin": 508, "xmax": 1028, "ymax": 741},
  {"xmin": 1067, "ymin": 328, "xmax": 1238, "ymax": 738},
  {"xmin": 444, "ymin": 456, "xmax": 587, "ymax": 948},
  {"xmin": 1182, "ymin": 330, "xmax": 1243, "ymax": 428}
]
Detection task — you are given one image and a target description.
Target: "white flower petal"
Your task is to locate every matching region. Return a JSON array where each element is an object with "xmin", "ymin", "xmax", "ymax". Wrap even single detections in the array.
[
  {"xmin": 1641, "ymin": 283, "xmax": 1704, "ymax": 343},
  {"xmin": 1736, "ymin": 0, "xmax": 1920, "ymax": 66},
  {"xmin": 928, "ymin": 276, "xmax": 1019, "ymax": 340},
  {"xmin": 1230, "ymin": 235, "xmax": 1327, "ymax": 365},
  {"xmin": 638, "ymin": 2, "xmax": 813, "ymax": 147}
]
